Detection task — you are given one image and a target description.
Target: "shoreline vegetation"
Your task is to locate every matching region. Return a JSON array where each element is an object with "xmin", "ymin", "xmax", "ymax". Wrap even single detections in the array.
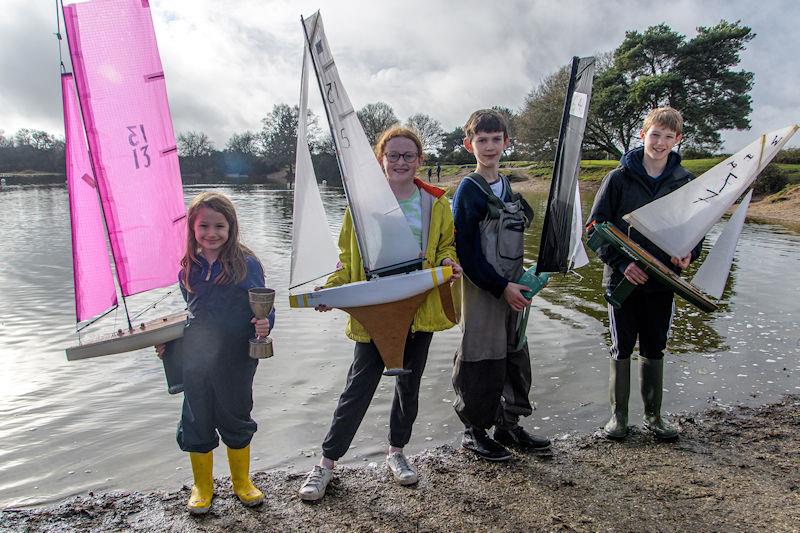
[
  {"xmin": 2, "ymin": 395, "xmax": 797, "ymax": 531},
  {"xmin": 4, "ymin": 159, "xmax": 800, "ymax": 228}
]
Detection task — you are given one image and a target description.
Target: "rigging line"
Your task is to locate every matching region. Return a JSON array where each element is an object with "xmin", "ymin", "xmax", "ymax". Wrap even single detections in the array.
[
  {"xmin": 130, "ymin": 288, "xmax": 178, "ymax": 322},
  {"xmin": 288, "ymin": 267, "xmax": 339, "ymax": 292},
  {"xmin": 76, "ymin": 304, "xmax": 119, "ymax": 333},
  {"xmin": 55, "ymin": 0, "xmax": 65, "ymax": 73}
]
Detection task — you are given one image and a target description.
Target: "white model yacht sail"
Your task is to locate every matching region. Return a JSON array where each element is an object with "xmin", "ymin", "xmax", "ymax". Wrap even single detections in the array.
[
  {"xmin": 288, "ymin": 11, "xmax": 454, "ymax": 375},
  {"xmin": 617, "ymin": 124, "xmax": 798, "ymax": 307}
]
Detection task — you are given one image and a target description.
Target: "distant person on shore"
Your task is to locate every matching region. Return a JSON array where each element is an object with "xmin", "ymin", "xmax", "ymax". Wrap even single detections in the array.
[
  {"xmin": 298, "ymin": 126, "xmax": 461, "ymax": 501},
  {"xmin": 451, "ymin": 109, "xmax": 550, "ymax": 461},
  {"xmin": 156, "ymin": 192, "xmax": 275, "ymax": 514},
  {"xmin": 586, "ymin": 107, "xmax": 702, "ymax": 441},
  {"xmin": 427, "ymin": 166, "xmax": 433, "ymax": 180},
  {"xmin": 436, "ymin": 162, "xmax": 441, "ymax": 181}
]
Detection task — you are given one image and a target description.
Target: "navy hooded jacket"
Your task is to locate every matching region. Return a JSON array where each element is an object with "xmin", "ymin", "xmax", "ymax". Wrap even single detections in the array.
[{"xmin": 586, "ymin": 147, "xmax": 704, "ymax": 292}]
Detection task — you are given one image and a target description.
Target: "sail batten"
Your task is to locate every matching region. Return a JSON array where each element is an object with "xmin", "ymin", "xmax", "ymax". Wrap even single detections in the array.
[
  {"xmin": 302, "ymin": 12, "xmax": 421, "ymax": 274},
  {"xmin": 62, "ymin": 72, "xmax": 118, "ymax": 322},
  {"xmin": 64, "ymin": 0, "xmax": 186, "ymax": 299},
  {"xmin": 536, "ymin": 56, "xmax": 595, "ymax": 274},
  {"xmin": 623, "ymin": 125, "xmax": 799, "ymax": 259}
]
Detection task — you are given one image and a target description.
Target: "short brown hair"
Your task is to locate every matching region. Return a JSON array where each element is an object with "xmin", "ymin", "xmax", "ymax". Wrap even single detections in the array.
[
  {"xmin": 374, "ymin": 125, "xmax": 423, "ymax": 160},
  {"xmin": 642, "ymin": 107, "xmax": 683, "ymax": 135},
  {"xmin": 463, "ymin": 109, "xmax": 509, "ymax": 140}
]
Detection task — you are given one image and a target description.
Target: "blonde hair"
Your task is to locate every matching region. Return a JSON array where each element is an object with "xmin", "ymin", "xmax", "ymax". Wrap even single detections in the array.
[
  {"xmin": 642, "ymin": 107, "xmax": 683, "ymax": 136},
  {"xmin": 181, "ymin": 191, "xmax": 259, "ymax": 293},
  {"xmin": 463, "ymin": 109, "xmax": 509, "ymax": 140},
  {"xmin": 374, "ymin": 125, "xmax": 424, "ymax": 161}
]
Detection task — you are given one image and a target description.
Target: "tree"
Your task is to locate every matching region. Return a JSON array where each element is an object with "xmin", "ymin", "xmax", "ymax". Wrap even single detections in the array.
[
  {"xmin": 13, "ymin": 128, "xmax": 60, "ymax": 151},
  {"xmin": 588, "ymin": 20, "xmax": 755, "ymax": 156},
  {"xmin": 176, "ymin": 131, "xmax": 214, "ymax": 157},
  {"xmin": 225, "ymin": 131, "xmax": 260, "ymax": 156},
  {"xmin": 260, "ymin": 103, "xmax": 321, "ymax": 179},
  {"xmin": 515, "ymin": 66, "xmax": 571, "ymax": 160},
  {"xmin": 405, "ymin": 113, "xmax": 444, "ymax": 155},
  {"xmin": 357, "ymin": 102, "xmax": 399, "ymax": 146},
  {"xmin": 441, "ymin": 127, "xmax": 465, "ymax": 154}
]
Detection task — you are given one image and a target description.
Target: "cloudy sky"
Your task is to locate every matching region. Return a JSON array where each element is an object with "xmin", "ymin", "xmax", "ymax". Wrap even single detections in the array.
[{"xmin": 1, "ymin": 0, "xmax": 798, "ymax": 151}]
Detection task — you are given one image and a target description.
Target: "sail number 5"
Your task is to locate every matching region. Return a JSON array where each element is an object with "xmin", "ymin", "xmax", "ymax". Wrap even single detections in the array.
[{"xmin": 127, "ymin": 124, "xmax": 151, "ymax": 169}]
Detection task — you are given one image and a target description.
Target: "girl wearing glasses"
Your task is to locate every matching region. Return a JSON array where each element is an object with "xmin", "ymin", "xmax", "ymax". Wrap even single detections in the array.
[{"xmin": 298, "ymin": 126, "xmax": 462, "ymax": 501}]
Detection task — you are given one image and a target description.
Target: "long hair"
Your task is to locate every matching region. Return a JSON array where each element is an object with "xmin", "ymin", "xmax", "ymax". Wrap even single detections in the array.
[{"xmin": 181, "ymin": 191, "xmax": 259, "ymax": 293}]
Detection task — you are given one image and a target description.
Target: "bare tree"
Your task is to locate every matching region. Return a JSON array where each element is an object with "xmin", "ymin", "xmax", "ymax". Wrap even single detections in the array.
[
  {"xmin": 357, "ymin": 102, "xmax": 399, "ymax": 145},
  {"xmin": 405, "ymin": 113, "xmax": 444, "ymax": 155},
  {"xmin": 176, "ymin": 131, "xmax": 214, "ymax": 157}
]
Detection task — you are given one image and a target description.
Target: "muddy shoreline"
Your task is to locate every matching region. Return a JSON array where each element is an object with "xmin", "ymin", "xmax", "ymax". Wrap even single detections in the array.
[{"xmin": 2, "ymin": 396, "xmax": 797, "ymax": 532}]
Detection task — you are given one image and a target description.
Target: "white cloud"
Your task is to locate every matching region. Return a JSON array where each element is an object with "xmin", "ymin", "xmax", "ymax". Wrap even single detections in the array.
[{"xmin": 1, "ymin": 0, "xmax": 797, "ymax": 150}]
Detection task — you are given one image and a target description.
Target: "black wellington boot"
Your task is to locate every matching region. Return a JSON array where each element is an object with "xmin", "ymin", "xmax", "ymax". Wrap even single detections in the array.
[
  {"xmin": 603, "ymin": 358, "xmax": 630, "ymax": 439},
  {"xmin": 640, "ymin": 356, "xmax": 678, "ymax": 440}
]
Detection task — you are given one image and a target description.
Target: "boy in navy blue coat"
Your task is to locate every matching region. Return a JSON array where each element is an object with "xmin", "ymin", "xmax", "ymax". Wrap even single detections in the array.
[
  {"xmin": 587, "ymin": 107, "xmax": 702, "ymax": 441},
  {"xmin": 451, "ymin": 109, "xmax": 551, "ymax": 461}
]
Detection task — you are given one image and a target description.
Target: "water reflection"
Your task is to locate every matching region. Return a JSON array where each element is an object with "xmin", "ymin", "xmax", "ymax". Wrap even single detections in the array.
[{"xmin": 0, "ymin": 183, "xmax": 798, "ymax": 508}]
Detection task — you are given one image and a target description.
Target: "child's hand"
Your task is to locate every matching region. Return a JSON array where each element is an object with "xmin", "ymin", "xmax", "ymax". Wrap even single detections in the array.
[
  {"xmin": 503, "ymin": 282, "xmax": 532, "ymax": 312},
  {"xmin": 442, "ymin": 258, "xmax": 462, "ymax": 280},
  {"xmin": 623, "ymin": 262, "xmax": 648, "ymax": 285},
  {"xmin": 154, "ymin": 344, "xmax": 166, "ymax": 359},
  {"xmin": 670, "ymin": 254, "xmax": 691, "ymax": 270},
  {"xmin": 251, "ymin": 317, "xmax": 271, "ymax": 338},
  {"xmin": 313, "ymin": 286, "xmax": 332, "ymax": 312}
]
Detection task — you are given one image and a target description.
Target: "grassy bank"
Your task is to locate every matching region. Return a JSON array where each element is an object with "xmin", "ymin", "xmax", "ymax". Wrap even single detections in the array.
[{"xmin": 423, "ymin": 159, "xmax": 800, "ymax": 185}]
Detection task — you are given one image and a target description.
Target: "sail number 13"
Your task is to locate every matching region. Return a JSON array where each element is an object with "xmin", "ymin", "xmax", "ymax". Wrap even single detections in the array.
[{"xmin": 127, "ymin": 125, "xmax": 150, "ymax": 169}]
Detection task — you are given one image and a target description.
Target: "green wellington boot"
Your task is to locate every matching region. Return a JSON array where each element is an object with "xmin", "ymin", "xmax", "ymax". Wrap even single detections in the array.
[
  {"xmin": 227, "ymin": 445, "xmax": 264, "ymax": 507},
  {"xmin": 603, "ymin": 358, "xmax": 630, "ymax": 439},
  {"xmin": 187, "ymin": 451, "xmax": 214, "ymax": 514},
  {"xmin": 640, "ymin": 356, "xmax": 679, "ymax": 440}
]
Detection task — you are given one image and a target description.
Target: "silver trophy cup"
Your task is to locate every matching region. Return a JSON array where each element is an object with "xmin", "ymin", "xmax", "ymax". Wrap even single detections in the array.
[{"xmin": 248, "ymin": 288, "xmax": 275, "ymax": 359}]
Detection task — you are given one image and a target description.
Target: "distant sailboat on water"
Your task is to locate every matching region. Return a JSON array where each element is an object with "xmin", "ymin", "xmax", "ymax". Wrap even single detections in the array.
[
  {"xmin": 588, "ymin": 124, "xmax": 799, "ymax": 311},
  {"xmin": 60, "ymin": 0, "xmax": 187, "ymax": 360},
  {"xmin": 288, "ymin": 11, "xmax": 454, "ymax": 375}
]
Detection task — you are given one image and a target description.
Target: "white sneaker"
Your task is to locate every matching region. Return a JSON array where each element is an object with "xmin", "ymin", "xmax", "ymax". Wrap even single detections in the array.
[
  {"xmin": 298, "ymin": 465, "xmax": 333, "ymax": 501},
  {"xmin": 386, "ymin": 452, "xmax": 418, "ymax": 486}
]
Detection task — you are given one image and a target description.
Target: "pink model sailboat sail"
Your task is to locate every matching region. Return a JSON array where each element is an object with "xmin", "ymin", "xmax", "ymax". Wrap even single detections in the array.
[{"xmin": 61, "ymin": 0, "xmax": 187, "ymax": 361}]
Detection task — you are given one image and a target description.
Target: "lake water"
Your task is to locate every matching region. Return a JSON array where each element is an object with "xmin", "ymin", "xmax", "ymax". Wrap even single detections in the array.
[{"xmin": 1, "ymin": 183, "xmax": 799, "ymax": 508}]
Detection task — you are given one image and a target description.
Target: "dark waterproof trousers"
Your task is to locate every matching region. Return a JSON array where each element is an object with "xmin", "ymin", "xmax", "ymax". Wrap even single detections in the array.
[
  {"xmin": 176, "ymin": 281, "xmax": 258, "ymax": 453},
  {"xmin": 452, "ymin": 343, "xmax": 533, "ymax": 431},
  {"xmin": 608, "ymin": 289, "xmax": 674, "ymax": 360},
  {"xmin": 321, "ymin": 331, "xmax": 433, "ymax": 461}
]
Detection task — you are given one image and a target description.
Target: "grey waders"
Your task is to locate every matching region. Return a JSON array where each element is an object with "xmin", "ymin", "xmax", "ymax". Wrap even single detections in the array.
[
  {"xmin": 640, "ymin": 356, "xmax": 678, "ymax": 440},
  {"xmin": 603, "ymin": 358, "xmax": 630, "ymax": 439}
]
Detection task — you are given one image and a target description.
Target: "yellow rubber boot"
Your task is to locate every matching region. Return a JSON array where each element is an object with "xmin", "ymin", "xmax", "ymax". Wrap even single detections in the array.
[
  {"xmin": 187, "ymin": 451, "xmax": 214, "ymax": 514},
  {"xmin": 227, "ymin": 445, "xmax": 264, "ymax": 506}
]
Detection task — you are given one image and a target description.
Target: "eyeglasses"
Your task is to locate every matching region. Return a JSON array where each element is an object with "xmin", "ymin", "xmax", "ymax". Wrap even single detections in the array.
[{"xmin": 385, "ymin": 151, "xmax": 419, "ymax": 163}]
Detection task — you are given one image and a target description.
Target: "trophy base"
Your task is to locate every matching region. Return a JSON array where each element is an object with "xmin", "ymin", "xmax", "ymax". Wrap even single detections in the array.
[{"xmin": 249, "ymin": 337, "xmax": 274, "ymax": 359}]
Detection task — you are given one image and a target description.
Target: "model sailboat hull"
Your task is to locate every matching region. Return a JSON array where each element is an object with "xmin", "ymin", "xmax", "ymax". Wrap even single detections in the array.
[
  {"xmin": 65, "ymin": 311, "xmax": 187, "ymax": 361},
  {"xmin": 587, "ymin": 222, "xmax": 717, "ymax": 312},
  {"xmin": 289, "ymin": 266, "xmax": 452, "ymax": 309}
]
